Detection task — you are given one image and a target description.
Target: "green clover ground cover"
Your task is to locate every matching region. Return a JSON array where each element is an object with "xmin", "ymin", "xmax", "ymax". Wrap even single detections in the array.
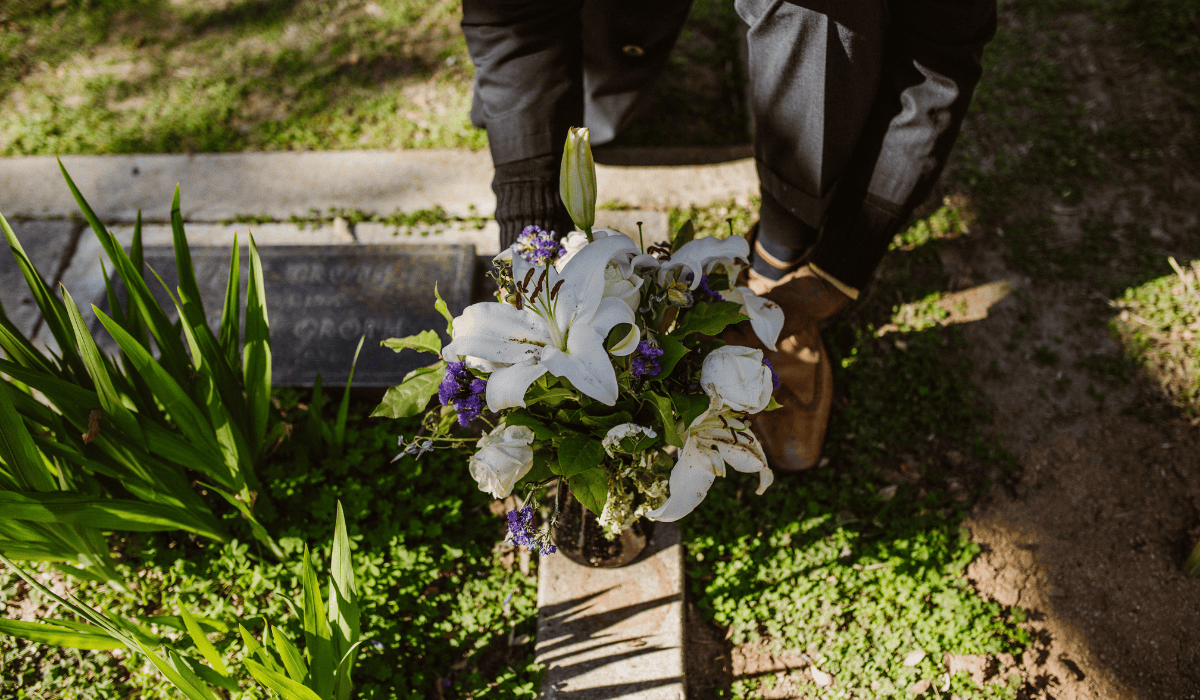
[{"xmin": 1, "ymin": 404, "xmax": 542, "ymax": 699}]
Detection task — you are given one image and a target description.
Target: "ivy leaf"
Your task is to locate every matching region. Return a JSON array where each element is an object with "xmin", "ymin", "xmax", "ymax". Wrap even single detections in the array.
[
  {"xmin": 652, "ymin": 334, "xmax": 688, "ymax": 379},
  {"xmin": 382, "ymin": 330, "xmax": 442, "ymax": 356},
  {"xmin": 568, "ymin": 467, "xmax": 608, "ymax": 516},
  {"xmin": 371, "ymin": 364, "xmax": 442, "ymax": 418},
  {"xmin": 554, "ymin": 432, "xmax": 605, "ymax": 479},
  {"xmin": 645, "ymin": 391, "xmax": 683, "ymax": 447},
  {"xmin": 670, "ymin": 301, "xmax": 749, "ymax": 338}
]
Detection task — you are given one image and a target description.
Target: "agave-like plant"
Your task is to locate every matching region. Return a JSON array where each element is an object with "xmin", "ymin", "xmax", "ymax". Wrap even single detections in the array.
[
  {"xmin": 0, "ymin": 502, "xmax": 363, "ymax": 700},
  {"xmin": 0, "ymin": 160, "xmax": 284, "ymax": 578}
]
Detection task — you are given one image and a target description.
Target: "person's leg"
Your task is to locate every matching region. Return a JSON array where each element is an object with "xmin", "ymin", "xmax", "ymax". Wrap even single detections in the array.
[
  {"xmin": 736, "ymin": 0, "xmax": 886, "ymax": 281},
  {"xmin": 461, "ymin": 0, "xmax": 585, "ymax": 247},
  {"xmin": 809, "ymin": 0, "xmax": 998, "ymax": 291},
  {"xmin": 579, "ymin": 0, "xmax": 694, "ymax": 146},
  {"xmin": 734, "ymin": 0, "xmax": 996, "ymax": 471}
]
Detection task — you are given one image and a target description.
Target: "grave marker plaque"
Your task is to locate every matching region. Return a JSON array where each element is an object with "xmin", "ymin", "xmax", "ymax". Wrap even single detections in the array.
[{"xmin": 90, "ymin": 244, "xmax": 473, "ymax": 387}]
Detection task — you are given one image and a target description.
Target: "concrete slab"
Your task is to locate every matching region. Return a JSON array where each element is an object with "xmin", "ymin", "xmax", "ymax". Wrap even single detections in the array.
[
  {"xmin": 0, "ymin": 219, "xmax": 78, "ymax": 338},
  {"xmin": 0, "ymin": 151, "xmax": 758, "ymax": 222},
  {"xmin": 537, "ymin": 522, "xmax": 686, "ymax": 700},
  {"xmin": 0, "ymin": 151, "xmax": 495, "ymax": 222}
]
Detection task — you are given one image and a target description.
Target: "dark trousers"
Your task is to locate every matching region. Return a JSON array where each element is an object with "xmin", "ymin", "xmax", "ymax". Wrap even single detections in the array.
[{"xmin": 461, "ymin": 0, "xmax": 996, "ymax": 289}]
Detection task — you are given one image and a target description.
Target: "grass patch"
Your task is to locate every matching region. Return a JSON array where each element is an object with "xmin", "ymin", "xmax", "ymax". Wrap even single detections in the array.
[
  {"xmin": 1110, "ymin": 259, "xmax": 1200, "ymax": 419},
  {"xmin": 0, "ymin": 0, "xmax": 483, "ymax": 155},
  {"xmin": 1, "ymin": 402, "xmax": 541, "ymax": 699},
  {"xmin": 0, "ymin": 0, "xmax": 752, "ymax": 155}
]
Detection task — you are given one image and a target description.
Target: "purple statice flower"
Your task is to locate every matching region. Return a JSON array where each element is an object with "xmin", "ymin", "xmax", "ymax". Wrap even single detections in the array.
[
  {"xmin": 438, "ymin": 361, "xmax": 488, "ymax": 425},
  {"xmin": 506, "ymin": 505, "xmax": 558, "ymax": 554},
  {"xmin": 515, "ymin": 225, "xmax": 566, "ymax": 266},
  {"xmin": 631, "ymin": 340, "xmax": 665, "ymax": 378},
  {"xmin": 696, "ymin": 275, "xmax": 721, "ymax": 302},
  {"xmin": 763, "ymin": 357, "xmax": 781, "ymax": 390}
]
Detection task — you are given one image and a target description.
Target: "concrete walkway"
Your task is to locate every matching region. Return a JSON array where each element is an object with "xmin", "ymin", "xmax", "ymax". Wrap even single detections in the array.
[{"xmin": 0, "ymin": 146, "xmax": 760, "ymax": 699}]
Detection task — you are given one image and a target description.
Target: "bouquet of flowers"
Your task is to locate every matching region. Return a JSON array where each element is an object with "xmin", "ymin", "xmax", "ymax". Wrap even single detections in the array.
[{"xmin": 375, "ymin": 128, "xmax": 786, "ymax": 553}]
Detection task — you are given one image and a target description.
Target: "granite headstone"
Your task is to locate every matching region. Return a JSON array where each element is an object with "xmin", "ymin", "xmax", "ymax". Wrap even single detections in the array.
[{"xmin": 89, "ymin": 244, "xmax": 473, "ymax": 387}]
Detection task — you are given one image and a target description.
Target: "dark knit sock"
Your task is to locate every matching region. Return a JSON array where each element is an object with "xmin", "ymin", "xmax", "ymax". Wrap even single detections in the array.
[
  {"xmin": 492, "ymin": 154, "xmax": 576, "ymax": 249},
  {"xmin": 750, "ymin": 189, "xmax": 819, "ymax": 281}
]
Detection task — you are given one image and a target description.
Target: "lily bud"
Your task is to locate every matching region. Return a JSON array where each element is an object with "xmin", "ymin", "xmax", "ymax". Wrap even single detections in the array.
[{"xmin": 560, "ymin": 126, "xmax": 597, "ymax": 238}]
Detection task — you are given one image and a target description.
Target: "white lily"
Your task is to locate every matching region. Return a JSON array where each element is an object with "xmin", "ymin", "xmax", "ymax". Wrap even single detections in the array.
[
  {"xmin": 657, "ymin": 235, "xmax": 750, "ymax": 290},
  {"xmin": 644, "ymin": 392, "xmax": 774, "ymax": 522},
  {"xmin": 443, "ymin": 234, "xmax": 641, "ymax": 411},
  {"xmin": 719, "ymin": 285, "xmax": 785, "ymax": 351}
]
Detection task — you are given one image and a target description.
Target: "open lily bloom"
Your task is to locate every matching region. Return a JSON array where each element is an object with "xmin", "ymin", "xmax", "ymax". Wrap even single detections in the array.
[
  {"xmin": 720, "ymin": 285, "xmax": 785, "ymax": 351},
  {"xmin": 657, "ymin": 235, "xmax": 750, "ymax": 290},
  {"xmin": 644, "ymin": 393, "xmax": 774, "ymax": 522},
  {"xmin": 443, "ymin": 234, "xmax": 642, "ymax": 411}
]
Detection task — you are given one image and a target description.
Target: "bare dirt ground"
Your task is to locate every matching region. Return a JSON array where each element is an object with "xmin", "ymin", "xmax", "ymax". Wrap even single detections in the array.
[{"xmin": 684, "ymin": 5, "xmax": 1200, "ymax": 699}]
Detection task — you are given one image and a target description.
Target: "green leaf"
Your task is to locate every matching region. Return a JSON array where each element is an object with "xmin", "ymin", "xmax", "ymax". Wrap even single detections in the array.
[
  {"xmin": 671, "ymin": 219, "xmax": 696, "ymax": 252},
  {"xmin": 381, "ymin": 330, "xmax": 441, "ymax": 356},
  {"xmin": 0, "ymin": 618, "xmax": 124, "ymax": 650},
  {"xmin": 645, "ymin": 391, "xmax": 683, "ymax": 447},
  {"xmin": 670, "ymin": 391, "xmax": 710, "ymax": 430},
  {"xmin": 136, "ymin": 643, "xmax": 220, "ymax": 700},
  {"xmin": 239, "ymin": 624, "xmax": 284, "ymax": 675},
  {"xmin": 333, "ymin": 641, "xmax": 364, "ymax": 700},
  {"xmin": 93, "ymin": 307, "xmax": 230, "ymax": 476},
  {"xmin": 502, "ymin": 410, "xmax": 556, "ymax": 440},
  {"xmin": 517, "ymin": 452, "xmax": 555, "ymax": 487},
  {"xmin": 567, "ymin": 467, "xmax": 608, "ymax": 516},
  {"xmin": 433, "ymin": 283, "xmax": 454, "ymax": 335},
  {"xmin": 59, "ymin": 161, "xmax": 192, "ymax": 386},
  {"xmin": 218, "ymin": 234, "xmax": 242, "ymax": 374},
  {"xmin": 763, "ymin": 395, "xmax": 783, "ymax": 412},
  {"xmin": 61, "ymin": 288, "xmax": 146, "ymax": 448},
  {"xmin": 670, "ymin": 301, "xmax": 748, "ymax": 338},
  {"xmin": 0, "ymin": 209, "xmax": 88, "ymax": 382},
  {"xmin": 271, "ymin": 625, "xmax": 309, "ymax": 683},
  {"xmin": 243, "ymin": 658, "xmax": 325, "ymax": 700},
  {"xmin": 0, "ymin": 491, "xmax": 226, "ymax": 541},
  {"xmin": 333, "ymin": 336, "xmax": 365, "ymax": 455},
  {"xmin": 328, "ymin": 502, "xmax": 360, "ymax": 685},
  {"xmin": 301, "ymin": 545, "xmax": 335, "ymax": 700},
  {"xmin": 371, "ymin": 364, "xmax": 442, "ymax": 419},
  {"xmin": 244, "ymin": 234, "xmax": 272, "ymax": 462},
  {"xmin": 0, "ymin": 373, "xmax": 56, "ymax": 492},
  {"xmin": 170, "ymin": 185, "xmax": 209, "ymax": 332},
  {"xmin": 554, "ymin": 432, "xmax": 605, "ymax": 479},
  {"xmin": 144, "ymin": 615, "xmax": 230, "ymax": 636},
  {"xmin": 308, "ymin": 374, "xmax": 326, "ymax": 449},
  {"xmin": 524, "ymin": 384, "xmax": 575, "ymax": 408},
  {"xmin": 653, "ymin": 334, "xmax": 688, "ymax": 379},
  {"xmin": 179, "ymin": 606, "xmax": 229, "ymax": 676}
]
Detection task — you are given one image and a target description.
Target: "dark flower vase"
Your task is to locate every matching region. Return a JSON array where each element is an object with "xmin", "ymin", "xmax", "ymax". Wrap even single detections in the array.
[{"xmin": 553, "ymin": 488, "xmax": 650, "ymax": 568}]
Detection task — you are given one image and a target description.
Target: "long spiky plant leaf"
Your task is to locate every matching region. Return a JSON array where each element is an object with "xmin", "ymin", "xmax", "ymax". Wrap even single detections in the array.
[
  {"xmin": 0, "ymin": 212, "xmax": 88, "ymax": 382},
  {"xmin": 60, "ymin": 287, "xmax": 145, "ymax": 448},
  {"xmin": 301, "ymin": 544, "xmax": 335, "ymax": 699},
  {"xmin": 0, "ymin": 375, "xmax": 56, "ymax": 492},
  {"xmin": 218, "ymin": 234, "xmax": 242, "ymax": 373},
  {"xmin": 332, "ymin": 336, "xmax": 365, "ymax": 456},
  {"xmin": 243, "ymin": 234, "xmax": 271, "ymax": 463}
]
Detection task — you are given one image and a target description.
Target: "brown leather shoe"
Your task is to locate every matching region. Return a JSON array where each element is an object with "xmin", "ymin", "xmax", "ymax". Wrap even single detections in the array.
[{"xmin": 723, "ymin": 265, "xmax": 851, "ymax": 471}]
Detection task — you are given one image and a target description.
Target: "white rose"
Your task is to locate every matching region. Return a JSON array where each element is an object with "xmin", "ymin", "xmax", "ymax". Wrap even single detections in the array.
[
  {"xmin": 603, "ymin": 264, "xmax": 643, "ymax": 312},
  {"xmin": 468, "ymin": 423, "xmax": 535, "ymax": 498},
  {"xmin": 700, "ymin": 345, "xmax": 774, "ymax": 414}
]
